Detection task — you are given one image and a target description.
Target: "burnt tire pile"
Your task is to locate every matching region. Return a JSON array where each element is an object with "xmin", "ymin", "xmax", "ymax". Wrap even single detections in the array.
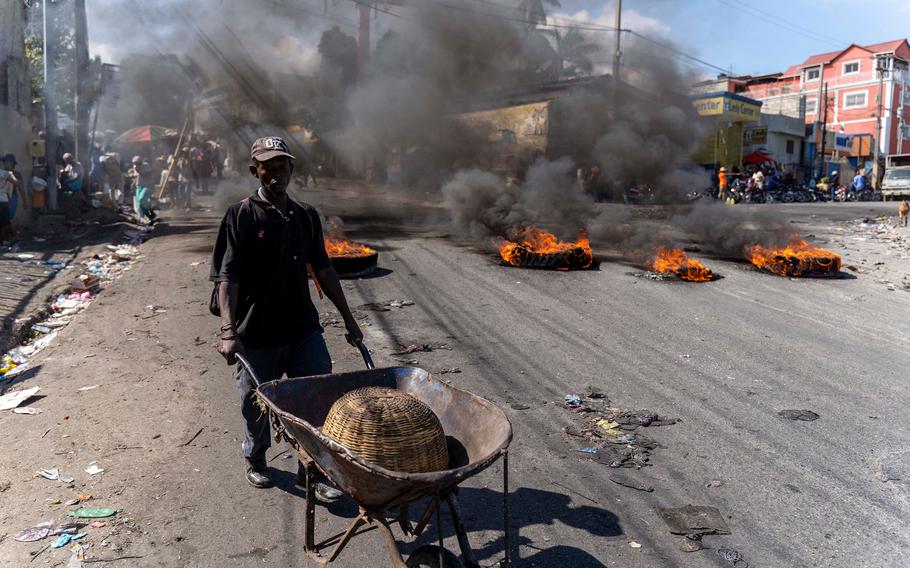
[{"xmin": 501, "ymin": 245, "xmax": 592, "ymax": 270}]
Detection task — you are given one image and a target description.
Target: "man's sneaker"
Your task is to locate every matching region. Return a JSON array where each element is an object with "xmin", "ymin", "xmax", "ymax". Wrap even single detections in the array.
[
  {"xmin": 246, "ymin": 467, "xmax": 272, "ymax": 488},
  {"xmin": 296, "ymin": 476, "xmax": 342, "ymax": 502}
]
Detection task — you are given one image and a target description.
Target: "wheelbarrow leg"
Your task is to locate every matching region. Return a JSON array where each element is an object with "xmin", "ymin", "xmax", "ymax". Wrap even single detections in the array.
[
  {"xmin": 374, "ymin": 516, "xmax": 409, "ymax": 568},
  {"xmin": 446, "ymin": 493, "xmax": 479, "ymax": 568},
  {"xmin": 327, "ymin": 512, "xmax": 368, "ymax": 562},
  {"xmin": 304, "ymin": 461, "xmax": 317, "ymax": 553},
  {"xmin": 503, "ymin": 450, "xmax": 510, "ymax": 568}
]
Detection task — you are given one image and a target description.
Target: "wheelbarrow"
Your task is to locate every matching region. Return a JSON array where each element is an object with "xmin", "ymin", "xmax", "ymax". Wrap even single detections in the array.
[{"xmin": 236, "ymin": 341, "xmax": 512, "ymax": 567}]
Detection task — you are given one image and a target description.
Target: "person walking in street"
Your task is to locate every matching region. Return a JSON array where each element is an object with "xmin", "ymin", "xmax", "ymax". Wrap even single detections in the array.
[
  {"xmin": 0, "ymin": 160, "xmax": 20, "ymax": 242},
  {"xmin": 1, "ymin": 154, "xmax": 25, "ymax": 226},
  {"xmin": 210, "ymin": 136, "xmax": 363, "ymax": 498},
  {"xmin": 176, "ymin": 152, "xmax": 192, "ymax": 210},
  {"xmin": 852, "ymin": 170, "xmax": 866, "ymax": 194},
  {"xmin": 127, "ymin": 155, "xmax": 158, "ymax": 225},
  {"xmin": 58, "ymin": 153, "xmax": 86, "ymax": 218}
]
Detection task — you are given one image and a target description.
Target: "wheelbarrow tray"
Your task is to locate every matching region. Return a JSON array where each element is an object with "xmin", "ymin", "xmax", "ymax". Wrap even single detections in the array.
[{"xmin": 257, "ymin": 366, "xmax": 512, "ymax": 510}]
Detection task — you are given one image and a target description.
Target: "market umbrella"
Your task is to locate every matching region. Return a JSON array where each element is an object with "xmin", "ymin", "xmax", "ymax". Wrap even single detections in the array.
[
  {"xmin": 743, "ymin": 151, "xmax": 775, "ymax": 165},
  {"xmin": 114, "ymin": 125, "xmax": 178, "ymax": 145}
]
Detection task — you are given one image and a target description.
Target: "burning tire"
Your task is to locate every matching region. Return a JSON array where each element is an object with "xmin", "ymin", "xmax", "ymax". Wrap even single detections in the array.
[
  {"xmin": 746, "ymin": 239, "xmax": 841, "ymax": 277},
  {"xmin": 499, "ymin": 229, "xmax": 594, "ymax": 271},
  {"xmin": 502, "ymin": 246, "xmax": 592, "ymax": 270},
  {"xmin": 330, "ymin": 252, "xmax": 379, "ymax": 278}
]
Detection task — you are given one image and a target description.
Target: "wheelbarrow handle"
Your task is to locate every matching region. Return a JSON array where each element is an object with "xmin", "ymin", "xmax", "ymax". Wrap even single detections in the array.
[
  {"xmin": 234, "ymin": 353, "xmax": 262, "ymax": 387},
  {"xmin": 346, "ymin": 335, "xmax": 375, "ymax": 370}
]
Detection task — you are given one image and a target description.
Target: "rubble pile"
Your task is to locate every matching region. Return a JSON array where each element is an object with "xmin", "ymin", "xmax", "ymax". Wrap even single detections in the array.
[{"xmin": 561, "ymin": 391, "xmax": 678, "ymax": 472}]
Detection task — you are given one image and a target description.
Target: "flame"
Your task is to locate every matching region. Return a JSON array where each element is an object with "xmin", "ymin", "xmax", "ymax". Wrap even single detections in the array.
[
  {"xmin": 746, "ymin": 237, "xmax": 841, "ymax": 277},
  {"xmin": 498, "ymin": 228, "xmax": 593, "ymax": 270},
  {"xmin": 648, "ymin": 247, "xmax": 714, "ymax": 282},
  {"xmin": 325, "ymin": 238, "xmax": 376, "ymax": 258}
]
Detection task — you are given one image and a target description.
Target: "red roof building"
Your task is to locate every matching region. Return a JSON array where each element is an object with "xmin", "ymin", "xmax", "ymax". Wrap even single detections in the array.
[{"xmin": 729, "ymin": 40, "xmax": 910, "ymax": 158}]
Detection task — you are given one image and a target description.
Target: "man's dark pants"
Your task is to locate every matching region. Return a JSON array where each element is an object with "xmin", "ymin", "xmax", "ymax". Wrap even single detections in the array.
[{"xmin": 236, "ymin": 330, "xmax": 331, "ymax": 474}]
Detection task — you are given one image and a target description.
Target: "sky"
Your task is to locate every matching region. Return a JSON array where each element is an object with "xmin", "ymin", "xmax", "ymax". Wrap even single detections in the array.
[
  {"xmin": 559, "ymin": 0, "xmax": 910, "ymax": 77},
  {"xmin": 87, "ymin": 0, "xmax": 910, "ymax": 78}
]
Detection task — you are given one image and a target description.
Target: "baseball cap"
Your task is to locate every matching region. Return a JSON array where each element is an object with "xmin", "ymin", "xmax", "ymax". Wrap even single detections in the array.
[{"xmin": 251, "ymin": 136, "xmax": 295, "ymax": 162}]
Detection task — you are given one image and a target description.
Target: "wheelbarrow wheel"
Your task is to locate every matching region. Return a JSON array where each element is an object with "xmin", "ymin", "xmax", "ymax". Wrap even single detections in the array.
[{"xmin": 406, "ymin": 545, "xmax": 463, "ymax": 568}]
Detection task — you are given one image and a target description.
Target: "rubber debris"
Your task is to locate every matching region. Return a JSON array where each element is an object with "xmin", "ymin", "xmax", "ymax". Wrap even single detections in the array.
[{"xmin": 657, "ymin": 505, "xmax": 731, "ymax": 535}]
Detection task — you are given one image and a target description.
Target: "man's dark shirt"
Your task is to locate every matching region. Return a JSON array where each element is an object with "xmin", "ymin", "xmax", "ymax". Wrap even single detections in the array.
[{"xmin": 210, "ymin": 191, "xmax": 331, "ymax": 349}]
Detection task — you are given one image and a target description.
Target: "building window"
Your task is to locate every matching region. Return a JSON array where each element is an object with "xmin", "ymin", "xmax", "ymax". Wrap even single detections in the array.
[
  {"xmin": 806, "ymin": 67, "xmax": 821, "ymax": 81},
  {"xmin": 843, "ymin": 91, "xmax": 868, "ymax": 110},
  {"xmin": 903, "ymin": 88, "xmax": 910, "ymax": 105},
  {"xmin": 842, "ymin": 61, "xmax": 860, "ymax": 75},
  {"xmin": 786, "ymin": 139, "xmax": 795, "ymax": 154},
  {"xmin": 805, "ymin": 98, "xmax": 818, "ymax": 115}
]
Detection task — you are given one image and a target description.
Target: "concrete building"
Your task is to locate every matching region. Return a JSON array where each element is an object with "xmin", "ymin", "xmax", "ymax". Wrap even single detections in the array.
[
  {"xmin": 689, "ymin": 90, "xmax": 763, "ymax": 169},
  {"xmin": 743, "ymin": 113, "xmax": 807, "ymax": 174},
  {"xmin": 735, "ymin": 40, "xmax": 910, "ymax": 160},
  {"xmin": 0, "ymin": 1, "xmax": 33, "ymax": 164}
]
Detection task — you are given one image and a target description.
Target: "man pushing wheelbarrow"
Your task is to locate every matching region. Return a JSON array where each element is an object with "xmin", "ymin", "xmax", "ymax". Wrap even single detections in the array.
[{"xmin": 209, "ymin": 136, "xmax": 363, "ymax": 498}]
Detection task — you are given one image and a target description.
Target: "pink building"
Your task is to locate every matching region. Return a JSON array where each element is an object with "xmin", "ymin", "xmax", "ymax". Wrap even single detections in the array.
[{"xmin": 735, "ymin": 40, "xmax": 910, "ymax": 158}]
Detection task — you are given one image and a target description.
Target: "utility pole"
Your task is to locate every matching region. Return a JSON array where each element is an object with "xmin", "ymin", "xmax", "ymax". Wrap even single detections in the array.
[
  {"xmin": 43, "ymin": 0, "xmax": 59, "ymax": 212},
  {"xmin": 356, "ymin": 2, "xmax": 370, "ymax": 82},
  {"xmin": 612, "ymin": 0, "xmax": 622, "ymax": 102},
  {"xmin": 73, "ymin": 0, "xmax": 90, "ymax": 163},
  {"xmin": 819, "ymin": 82, "xmax": 828, "ymax": 180},
  {"xmin": 872, "ymin": 56, "xmax": 886, "ymax": 190}
]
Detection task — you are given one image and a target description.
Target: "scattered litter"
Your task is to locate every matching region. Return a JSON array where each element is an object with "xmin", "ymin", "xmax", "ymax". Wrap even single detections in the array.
[
  {"xmin": 68, "ymin": 543, "xmax": 87, "ymax": 568},
  {"xmin": 657, "ymin": 505, "xmax": 731, "ymax": 535},
  {"xmin": 680, "ymin": 534, "xmax": 704, "ymax": 552},
  {"xmin": 12, "ymin": 406, "xmax": 42, "ymax": 415},
  {"xmin": 68, "ymin": 508, "xmax": 117, "ymax": 518},
  {"xmin": 145, "ymin": 304, "xmax": 167, "ymax": 314},
  {"xmin": 360, "ymin": 299, "xmax": 414, "ymax": 311},
  {"xmin": 89, "ymin": 521, "xmax": 107, "ymax": 529},
  {"xmin": 629, "ymin": 541, "xmax": 641, "ymax": 549},
  {"xmin": 47, "ymin": 498, "xmax": 62, "ymax": 505},
  {"xmin": 393, "ymin": 343, "xmax": 449, "ymax": 355},
  {"xmin": 576, "ymin": 447, "xmax": 599, "ymax": 454},
  {"xmin": 564, "ymin": 394, "xmax": 582, "ymax": 407},
  {"xmin": 609, "ymin": 473, "xmax": 653, "ymax": 492},
  {"xmin": 189, "ymin": 261, "xmax": 202, "ymax": 266},
  {"xmin": 78, "ymin": 384, "xmax": 100, "ymax": 392},
  {"xmin": 779, "ymin": 409, "xmax": 819, "ymax": 421},
  {"xmin": 15, "ymin": 253, "xmax": 37, "ymax": 260},
  {"xmin": 705, "ymin": 479, "xmax": 724, "ymax": 488},
  {"xmin": 437, "ymin": 367, "xmax": 461, "ymax": 374},
  {"xmin": 51, "ymin": 532, "xmax": 86, "ymax": 548},
  {"xmin": 0, "ymin": 386, "xmax": 41, "ymax": 410},
  {"xmin": 509, "ymin": 403, "xmax": 530, "ymax": 410},
  {"xmin": 584, "ymin": 385, "xmax": 607, "ymax": 399},
  {"xmin": 716, "ymin": 547, "xmax": 749, "ymax": 567},
  {"xmin": 65, "ymin": 499, "xmax": 80, "ymax": 506},
  {"xmin": 14, "ymin": 521, "xmax": 54, "ymax": 542},
  {"xmin": 84, "ymin": 463, "xmax": 104, "ymax": 475},
  {"xmin": 36, "ymin": 468, "xmax": 60, "ymax": 480},
  {"xmin": 180, "ymin": 427, "xmax": 205, "ymax": 447}
]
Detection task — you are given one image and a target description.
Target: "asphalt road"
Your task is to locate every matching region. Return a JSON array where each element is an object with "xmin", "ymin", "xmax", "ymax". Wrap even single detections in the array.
[{"xmin": 1, "ymin": 188, "xmax": 908, "ymax": 568}]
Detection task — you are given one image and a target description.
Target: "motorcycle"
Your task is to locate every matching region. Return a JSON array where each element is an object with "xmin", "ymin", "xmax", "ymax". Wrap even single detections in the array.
[{"xmin": 834, "ymin": 185, "xmax": 853, "ymax": 202}]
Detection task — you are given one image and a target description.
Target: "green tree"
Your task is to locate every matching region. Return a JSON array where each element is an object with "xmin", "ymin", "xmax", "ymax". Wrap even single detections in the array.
[
  {"xmin": 516, "ymin": 0, "xmax": 562, "ymax": 29},
  {"xmin": 542, "ymin": 27, "xmax": 599, "ymax": 80}
]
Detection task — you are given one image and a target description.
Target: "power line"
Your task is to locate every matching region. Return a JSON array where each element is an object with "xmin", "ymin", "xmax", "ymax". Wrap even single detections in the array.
[{"xmin": 714, "ymin": 0, "xmax": 844, "ymax": 50}]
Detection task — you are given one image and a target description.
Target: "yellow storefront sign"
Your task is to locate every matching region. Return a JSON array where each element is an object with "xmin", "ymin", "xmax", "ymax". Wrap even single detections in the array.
[{"xmin": 693, "ymin": 95, "xmax": 762, "ymax": 122}]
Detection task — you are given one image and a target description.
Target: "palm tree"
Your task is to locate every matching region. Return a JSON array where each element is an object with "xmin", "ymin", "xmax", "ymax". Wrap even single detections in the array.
[
  {"xmin": 516, "ymin": 0, "xmax": 562, "ymax": 29},
  {"xmin": 543, "ymin": 27, "xmax": 600, "ymax": 80}
]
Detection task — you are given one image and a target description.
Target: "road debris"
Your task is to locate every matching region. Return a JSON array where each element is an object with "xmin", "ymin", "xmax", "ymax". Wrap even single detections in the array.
[
  {"xmin": 609, "ymin": 473, "xmax": 654, "ymax": 492},
  {"xmin": 52, "ymin": 532, "xmax": 87, "ymax": 548},
  {"xmin": 716, "ymin": 547, "xmax": 749, "ymax": 567},
  {"xmin": 13, "ymin": 521, "xmax": 54, "ymax": 542},
  {"xmin": 359, "ymin": 299, "xmax": 414, "ymax": 311},
  {"xmin": 68, "ymin": 508, "xmax": 117, "ymax": 518},
  {"xmin": 779, "ymin": 409, "xmax": 819, "ymax": 421},
  {"xmin": 180, "ymin": 427, "xmax": 205, "ymax": 447},
  {"xmin": 629, "ymin": 541, "xmax": 641, "ymax": 549},
  {"xmin": 12, "ymin": 406, "xmax": 43, "ymax": 415},
  {"xmin": 393, "ymin": 343, "xmax": 450, "ymax": 355},
  {"xmin": 85, "ymin": 462, "xmax": 104, "ymax": 475},
  {"xmin": 705, "ymin": 479, "xmax": 724, "ymax": 488},
  {"xmin": 680, "ymin": 534, "xmax": 704, "ymax": 552},
  {"xmin": 657, "ymin": 505, "xmax": 731, "ymax": 535},
  {"xmin": 0, "ymin": 386, "xmax": 41, "ymax": 410},
  {"xmin": 78, "ymin": 384, "xmax": 100, "ymax": 392},
  {"xmin": 436, "ymin": 367, "xmax": 461, "ymax": 374}
]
